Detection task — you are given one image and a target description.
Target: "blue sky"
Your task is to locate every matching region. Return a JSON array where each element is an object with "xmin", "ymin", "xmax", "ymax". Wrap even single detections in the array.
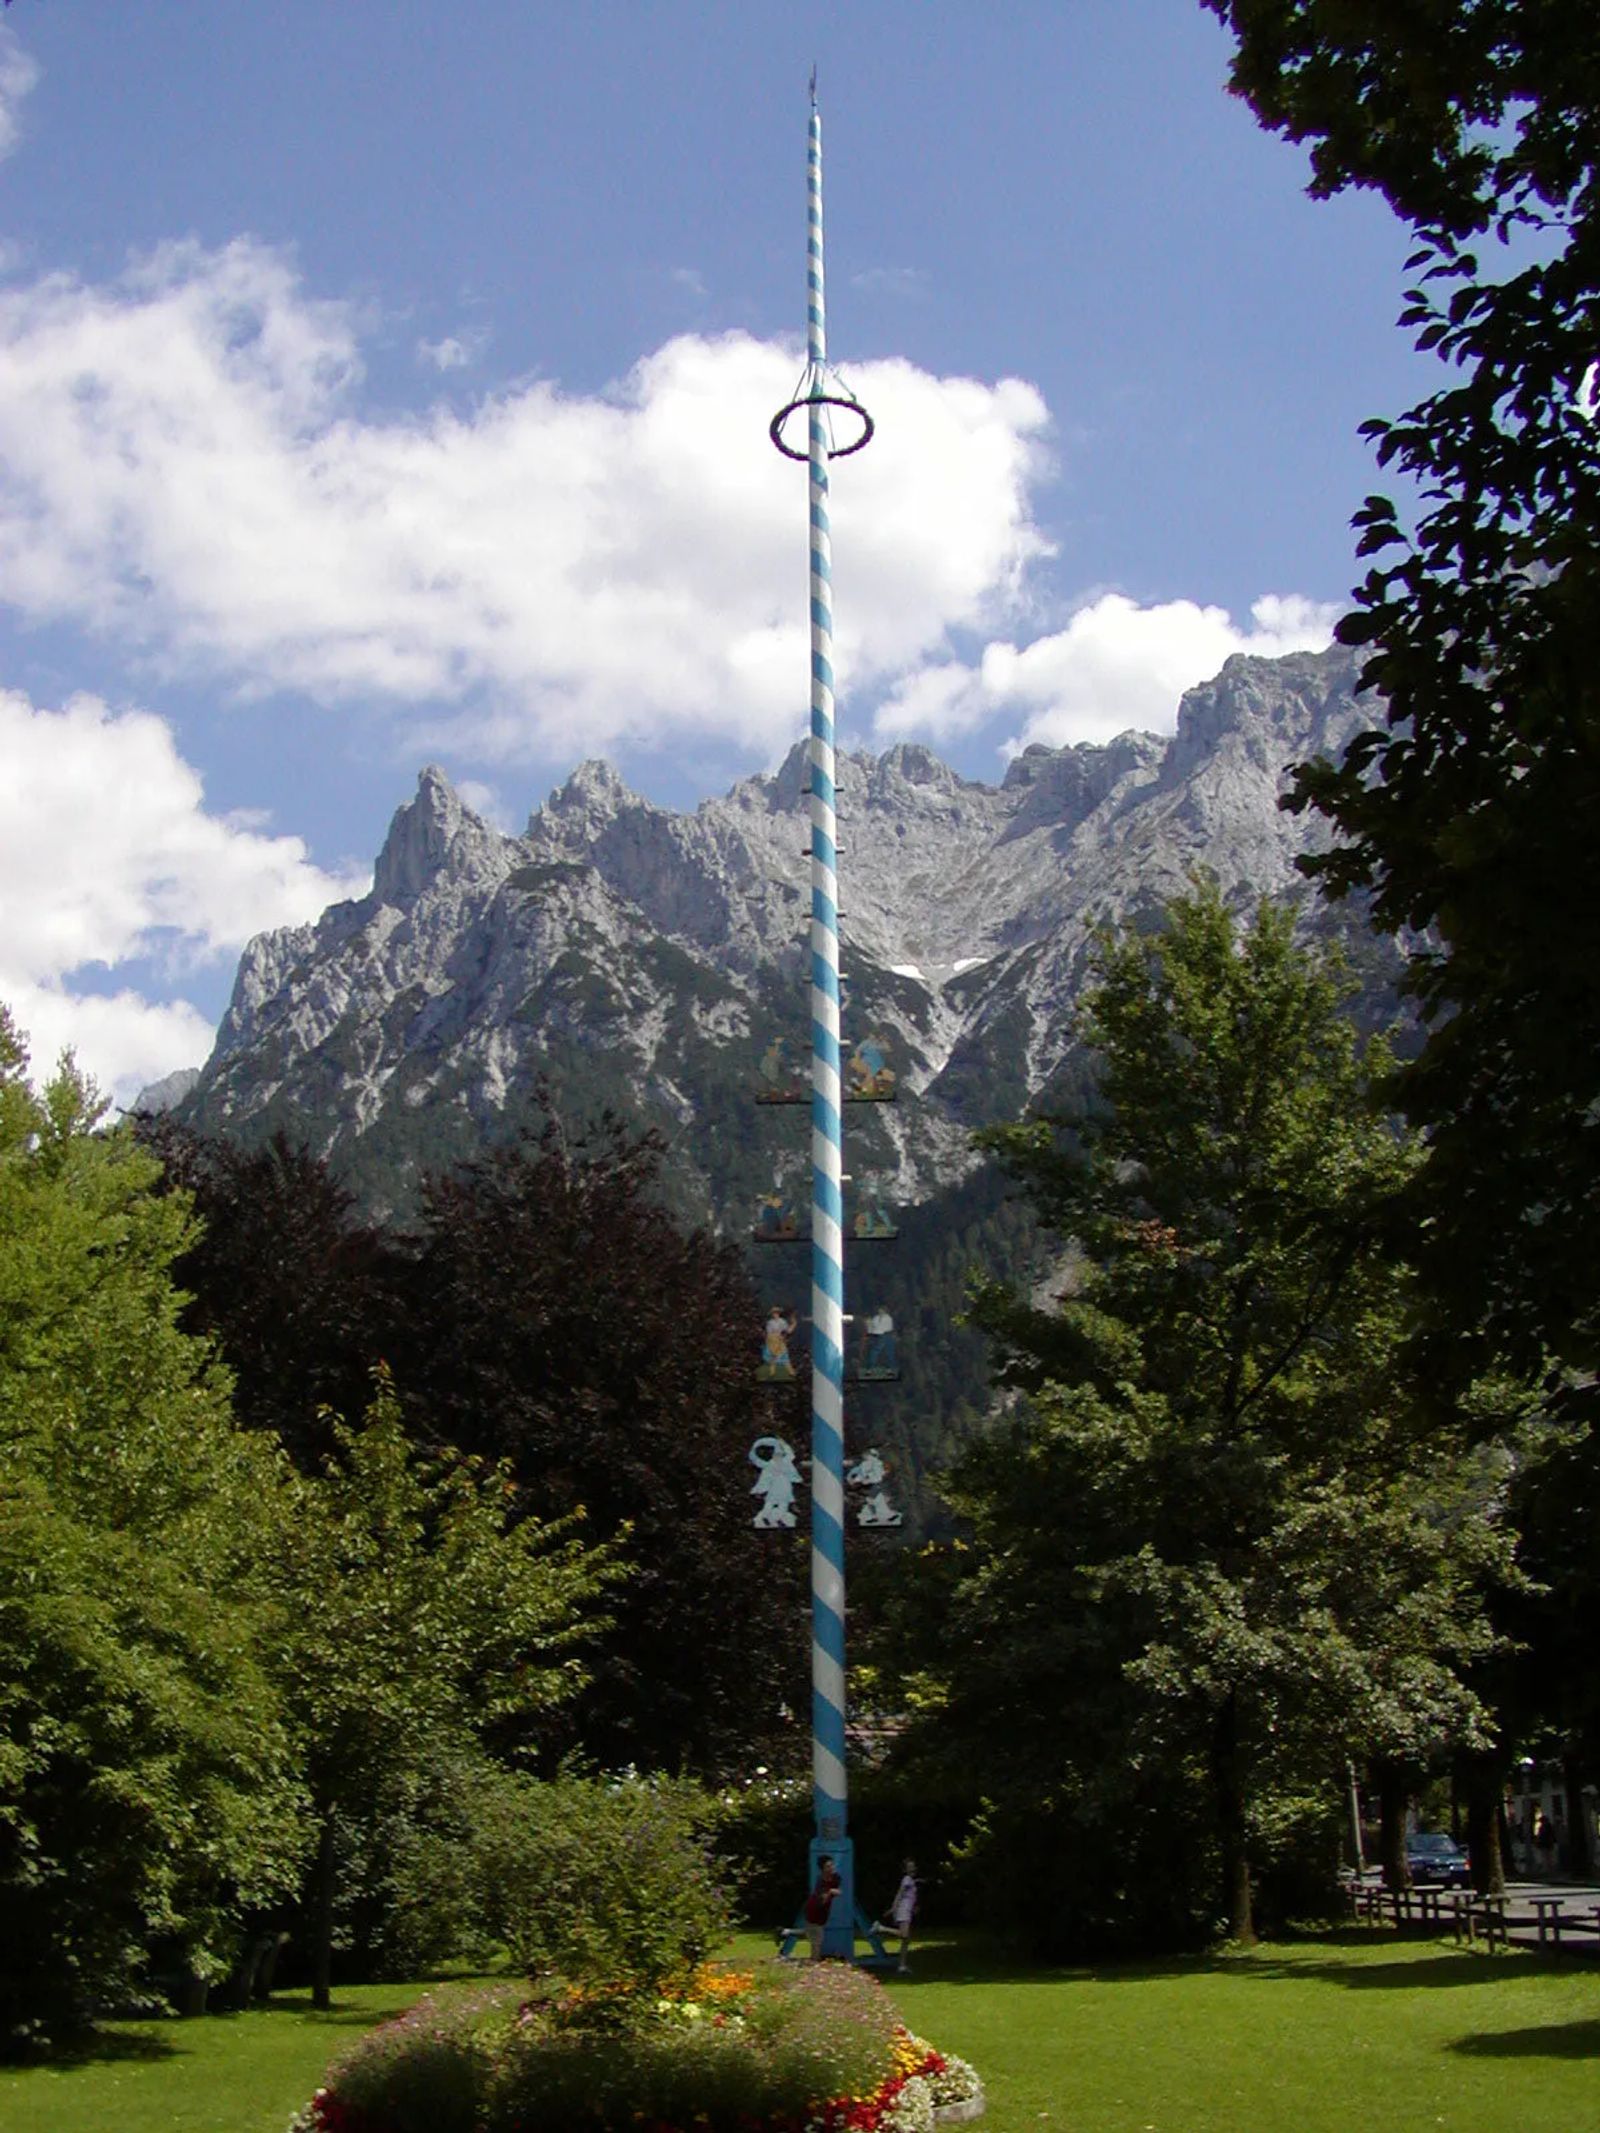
[{"xmin": 0, "ymin": 1, "xmax": 1433, "ymax": 1099}]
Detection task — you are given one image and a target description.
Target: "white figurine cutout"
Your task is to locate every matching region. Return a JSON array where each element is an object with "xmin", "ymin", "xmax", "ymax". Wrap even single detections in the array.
[
  {"xmin": 846, "ymin": 1447, "xmax": 887, "ymax": 1487},
  {"xmin": 858, "ymin": 1489, "xmax": 903, "ymax": 1528},
  {"xmin": 749, "ymin": 1435, "xmax": 802, "ymax": 1527}
]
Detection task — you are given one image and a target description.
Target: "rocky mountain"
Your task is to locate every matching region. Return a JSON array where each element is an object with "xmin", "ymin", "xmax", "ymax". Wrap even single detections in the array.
[
  {"xmin": 177, "ymin": 640, "xmax": 1382, "ymax": 1224},
  {"xmin": 164, "ymin": 642, "xmax": 1394, "ymax": 1515}
]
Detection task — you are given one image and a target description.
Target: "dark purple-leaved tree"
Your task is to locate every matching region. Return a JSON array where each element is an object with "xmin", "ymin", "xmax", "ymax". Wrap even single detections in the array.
[{"xmin": 393, "ymin": 1115, "xmax": 805, "ymax": 1778}]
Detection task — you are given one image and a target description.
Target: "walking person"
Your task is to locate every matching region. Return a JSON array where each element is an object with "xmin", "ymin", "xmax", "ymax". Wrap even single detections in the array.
[
  {"xmin": 804, "ymin": 1855, "xmax": 842, "ymax": 1961},
  {"xmin": 874, "ymin": 1857, "xmax": 919, "ymax": 1973}
]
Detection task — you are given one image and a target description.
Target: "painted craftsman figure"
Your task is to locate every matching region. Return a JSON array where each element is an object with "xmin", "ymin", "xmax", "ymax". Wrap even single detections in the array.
[
  {"xmin": 749, "ymin": 1436, "xmax": 802, "ymax": 1528},
  {"xmin": 847, "ymin": 1032, "xmax": 895, "ymax": 1099},
  {"xmin": 756, "ymin": 1187, "xmax": 800, "ymax": 1240},
  {"xmin": 852, "ymin": 1184, "xmax": 895, "ymax": 1238},
  {"xmin": 758, "ymin": 1036, "xmax": 804, "ymax": 1102},
  {"xmin": 859, "ymin": 1305, "xmax": 896, "ymax": 1374},
  {"xmin": 759, "ymin": 1304, "xmax": 799, "ymax": 1381}
]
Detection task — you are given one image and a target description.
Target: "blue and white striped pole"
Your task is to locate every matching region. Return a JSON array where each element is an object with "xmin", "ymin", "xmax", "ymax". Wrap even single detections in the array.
[
  {"xmin": 770, "ymin": 75, "xmax": 872, "ymax": 1960},
  {"xmin": 803, "ymin": 88, "xmax": 851, "ymax": 1948}
]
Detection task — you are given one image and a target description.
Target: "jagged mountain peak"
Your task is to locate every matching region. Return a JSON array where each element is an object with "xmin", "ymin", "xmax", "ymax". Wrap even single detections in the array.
[
  {"xmin": 545, "ymin": 757, "xmax": 638, "ymax": 819},
  {"xmin": 1167, "ymin": 643, "xmax": 1363, "ymax": 773},
  {"xmin": 867, "ymin": 742, "xmax": 977, "ymax": 803},
  {"xmin": 178, "ymin": 640, "xmax": 1393, "ymax": 1229},
  {"xmin": 373, "ymin": 763, "xmax": 500, "ymax": 906}
]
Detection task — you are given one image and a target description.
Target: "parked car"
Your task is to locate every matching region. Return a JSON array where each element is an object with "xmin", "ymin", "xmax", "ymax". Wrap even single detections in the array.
[{"xmin": 1406, "ymin": 1831, "xmax": 1472, "ymax": 1888}]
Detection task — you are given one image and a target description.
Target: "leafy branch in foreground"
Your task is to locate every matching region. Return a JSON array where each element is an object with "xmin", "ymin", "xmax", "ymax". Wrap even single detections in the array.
[{"xmin": 1204, "ymin": 1, "xmax": 1600, "ymax": 1387}]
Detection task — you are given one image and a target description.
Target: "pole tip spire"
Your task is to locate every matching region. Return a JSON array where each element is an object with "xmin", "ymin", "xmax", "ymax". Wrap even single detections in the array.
[{"xmin": 809, "ymin": 64, "xmax": 817, "ymax": 106}]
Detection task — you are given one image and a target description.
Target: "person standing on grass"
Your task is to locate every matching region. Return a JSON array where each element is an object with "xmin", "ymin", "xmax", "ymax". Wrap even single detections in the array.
[
  {"xmin": 875, "ymin": 1858, "xmax": 918, "ymax": 1972},
  {"xmin": 805, "ymin": 1855, "xmax": 842, "ymax": 1960}
]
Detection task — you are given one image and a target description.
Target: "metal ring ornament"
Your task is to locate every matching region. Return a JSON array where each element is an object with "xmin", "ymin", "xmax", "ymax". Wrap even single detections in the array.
[{"xmin": 769, "ymin": 393, "xmax": 875, "ymax": 461}]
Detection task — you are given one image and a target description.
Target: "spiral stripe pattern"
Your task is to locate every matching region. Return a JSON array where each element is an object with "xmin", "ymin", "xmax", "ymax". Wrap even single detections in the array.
[{"xmin": 804, "ymin": 95, "xmax": 849, "ymax": 1843}]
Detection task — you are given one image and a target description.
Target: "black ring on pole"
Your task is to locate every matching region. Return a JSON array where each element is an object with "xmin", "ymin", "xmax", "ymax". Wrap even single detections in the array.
[{"xmin": 769, "ymin": 393, "xmax": 875, "ymax": 461}]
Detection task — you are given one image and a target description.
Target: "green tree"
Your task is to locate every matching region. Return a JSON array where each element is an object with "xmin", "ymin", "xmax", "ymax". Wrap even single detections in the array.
[
  {"xmin": 396, "ymin": 1118, "xmax": 803, "ymax": 1778},
  {"xmin": 0, "ymin": 1010, "xmax": 305, "ymax": 2048},
  {"xmin": 137, "ymin": 1111, "xmax": 806, "ymax": 1781},
  {"xmin": 1203, "ymin": 0, "xmax": 1600, "ymax": 1886},
  {"xmin": 269, "ymin": 1367, "xmax": 618, "ymax": 2008},
  {"xmin": 1201, "ymin": 1, "xmax": 1600, "ymax": 1386},
  {"xmin": 923, "ymin": 890, "xmax": 1507, "ymax": 1945}
]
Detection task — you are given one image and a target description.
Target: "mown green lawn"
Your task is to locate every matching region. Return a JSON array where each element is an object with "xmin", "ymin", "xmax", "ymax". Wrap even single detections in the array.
[
  {"xmin": 0, "ymin": 1978, "xmax": 480, "ymax": 2133},
  {"xmin": 2, "ymin": 1931, "xmax": 1595, "ymax": 2133},
  {"xmin": 873, "ymin": 1928, "xmax": 1600, "ymax": 2133}
]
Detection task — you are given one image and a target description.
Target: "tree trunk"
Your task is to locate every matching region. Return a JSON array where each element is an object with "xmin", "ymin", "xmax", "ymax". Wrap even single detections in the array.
[
  {"xmin": 1376, "ymin": 1762, "xmax": 1410, "ymax": 1892},
  {"xmin": 312, "ymin": 1811, "xmax": 336, "ymax": 2011},
  {"xmin": 1564, "ymin": 1757, "xmax": 1592, "ymax": 1879},
  {"xmin": 1212, "ymin": 1692, "xmax": 1255, "ymax": 1943},
  {"xmin": 1461, "ymin": 1753, "xmax": 1506, "ymax": 1896}
]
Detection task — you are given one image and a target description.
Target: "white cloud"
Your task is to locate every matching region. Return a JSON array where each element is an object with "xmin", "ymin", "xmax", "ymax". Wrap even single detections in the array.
[
  {"xmin": 0, "ymin": 239, "xmax": 1051, "ymax": 763},
  {"xmin": 0, "ymin": 688, "xmax": 368, "ymax": 1102},
  {"xmin": 875, "ymin": 591, "xmax": 1342, "ymax": 752},
  {"xmin": 416, "ymin": 328, "xmax": 487, "ymax": 372},
  {"xmin": 0, "ymin": 23, "xmax": 38, "ymax": 162},
  {"xmin": 667, "ymin": 265, "xmax": 707, "ymax": 298},
  {"xmin": 4, "ymin": 978, "xmax": 219, "ymax": 1116},
  {"xmin": 455, "ymin": 777, "xmax": 509, "ymax": 828}
]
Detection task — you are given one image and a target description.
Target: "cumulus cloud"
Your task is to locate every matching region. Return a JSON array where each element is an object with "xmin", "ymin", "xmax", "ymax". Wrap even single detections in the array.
[
  {"xmin": 4, "ymin": 980, "xmax": 220, "ymax": 1117},
  {"xmin": 0, "ymin": 689, "xmax": 368, "ymax": 1102},
  {"xmin": 874, "ymin": 591, "xmax": 1342, "ymax": 752},
  {"xmin": 0, "ymin": 238, "xmax": 1051, "ymax": 763},
  {"xmin": 0, "ymin": 23, "xmax": 38, "ymax": 162}
]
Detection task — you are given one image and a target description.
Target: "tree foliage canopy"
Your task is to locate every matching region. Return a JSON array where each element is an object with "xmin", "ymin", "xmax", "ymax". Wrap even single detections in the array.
[
  {"xmin": 914, "ymin": 891, "xmax": 1508, "ymax": 1947},
  {"xmin": 0, "ymin": 1012, "xmax": 305, "ymax": 2047},
  {"xmin": 2, "ymin": 1012, "xmax": 623, "ymax": 2037},
  {"xmin": 140, "ymin": 1108, "xmax": 802, "ymax": 1781},
  {"xmin": 391, "ymin": 1116, "xmax": 802, "ymax": 1778},
  {"xmin": 1202, "ymin": 2, "xmax": 1600, "ymax": 1379}
]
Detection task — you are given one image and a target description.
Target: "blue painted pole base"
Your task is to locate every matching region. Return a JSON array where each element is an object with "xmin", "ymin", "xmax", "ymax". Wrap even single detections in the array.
[{"xmin": 772, "ymin": 1837, "xmax": 891, "ymax": 1965}]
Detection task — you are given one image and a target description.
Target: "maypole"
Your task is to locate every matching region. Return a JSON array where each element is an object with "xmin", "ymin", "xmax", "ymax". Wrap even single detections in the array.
[{"xmin": 769, "ymin": 72, "xmax": 874, "ymax": 1957}]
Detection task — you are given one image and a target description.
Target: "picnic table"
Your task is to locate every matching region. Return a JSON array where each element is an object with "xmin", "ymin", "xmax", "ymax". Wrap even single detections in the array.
[{"xmin": 1348, "ymin": 1877, "xmax": 1600, "ymax": 1956}]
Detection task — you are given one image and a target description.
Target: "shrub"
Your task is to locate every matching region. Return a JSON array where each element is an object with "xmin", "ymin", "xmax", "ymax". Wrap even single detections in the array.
[
  {"xmin": 947, "ymin": 1776, "xmax": 1218, "ymax": 1960},
  {"xmin": 711, "ymin": 1767, "xmax": 978, "ymax": 1931},
  {"xmin": 480, "ymin": 1773, "xmax": 732, "ymax": 2014},
  {"xmin": 299, "ymin": 1984, "xmax": 521, "ymax": 2133}
]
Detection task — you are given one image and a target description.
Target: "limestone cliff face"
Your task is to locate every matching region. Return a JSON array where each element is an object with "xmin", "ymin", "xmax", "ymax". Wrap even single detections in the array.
[{"xmin": 178, "ymin": 642, "xmax": 1386, "ymax": 1221}]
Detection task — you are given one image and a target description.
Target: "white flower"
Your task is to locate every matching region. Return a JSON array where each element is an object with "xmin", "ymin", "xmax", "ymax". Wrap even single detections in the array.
[
  {"xmin": 929, "ymin": 2054, "xmax": 982, "ymax": 2106},
  {"xmin": 883, "ymin": 2074, "xmax": 937, "ymax": 2133}
]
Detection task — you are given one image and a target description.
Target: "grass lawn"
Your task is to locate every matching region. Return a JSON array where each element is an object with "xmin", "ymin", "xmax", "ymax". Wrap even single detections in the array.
[
  {"xmin": 858, "ymin": 1927, "xmax": 1600, "ymax": 2133},
  {"xmin": 2, "ymin": 1931, "xmax": 1596, "ymax": 2133},
  {"xmin": 0, "ymin": 1977, "xmax": 500, "ymax": 2133}
]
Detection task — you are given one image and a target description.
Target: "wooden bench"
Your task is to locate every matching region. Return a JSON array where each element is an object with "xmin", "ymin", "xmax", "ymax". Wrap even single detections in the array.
[
  {"xmin": 1451, "ymin": 1893, "xmax": 1507, "ymax": 1947},
  {"xmin": 1516, "ymin": 1898, "xmax": 1600, "ymax": 1950},
  {"xmin": 1449, "ymin": 1893, "xmax": 1600, "ymax": 1952}
]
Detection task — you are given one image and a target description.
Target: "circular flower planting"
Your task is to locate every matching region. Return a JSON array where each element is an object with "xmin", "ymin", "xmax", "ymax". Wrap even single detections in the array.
[{"xmin": 287, "ymin": 1963, "xmax": 982, "ymax": 2133}]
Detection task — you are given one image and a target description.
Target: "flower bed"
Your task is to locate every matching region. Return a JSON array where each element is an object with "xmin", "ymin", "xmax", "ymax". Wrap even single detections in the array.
[{"xmin": 288, "ymin": 1963, "xmax": 982, "ymax": 2133}]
